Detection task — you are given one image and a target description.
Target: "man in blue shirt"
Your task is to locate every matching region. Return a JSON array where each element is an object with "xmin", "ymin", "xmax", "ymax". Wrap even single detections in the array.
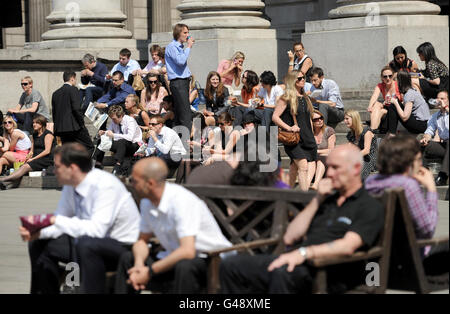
[
  {"xmin": 420, "ymin": 90, "xmax": 449, "ymax": 186},
  {"xmin": 109, "ymin": 48, "xmax": 141, "ymax": 83},
  {"xmin": 309, "ymin": 67, "xmax": 345, "ymax": 128},
  {"xmin": 95, "ymin": 71, "xmax": 135, "ymax": 110},
  {"xmin": 80, "ymin": 54, "xmax": 108, "ymax": 111},
  {"xmin": 165, "ymin": 23, "xmax": 195, "ymax": 132}
]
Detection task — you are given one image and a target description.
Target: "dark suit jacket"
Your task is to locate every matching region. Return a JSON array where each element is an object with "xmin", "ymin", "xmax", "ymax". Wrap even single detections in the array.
[{"xmin": 52, "ymin": 84, "xmax": 85, "ymax": 135}]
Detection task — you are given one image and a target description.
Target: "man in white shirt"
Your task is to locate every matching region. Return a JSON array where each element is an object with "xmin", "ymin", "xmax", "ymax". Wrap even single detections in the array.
[
  {"xmin": 94, "ymin": 105, "xmax": 143, "ymax": 175},
  {"xmin": 19, "ymin": 143, "xmax": 140, "ymax": 294},
  {"xmin": 309, "ymin": 67, "xmax": 345, "ymax": 128},
  {"xmin": 109, "ymin": 48, "xmax": 141, "ymax": 83},
  {"xmin": 144, "ymin": 114, "xmax": 187, "ymax": 174},
  {"xmin": 114, "ymin": 157, "xmax": 231, "ymax": 293},
  {"xmin": 420, "ymin": 90, "xmax": 449, "ymax": 185}
]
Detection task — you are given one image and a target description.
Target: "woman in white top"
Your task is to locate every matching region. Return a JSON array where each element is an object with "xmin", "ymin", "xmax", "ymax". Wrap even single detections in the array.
[
  {"xmin": 140, "ymin": 73, "xmax": 169, "ymax": 115},
  {"xmin": 0, "ymin": 116, "xmax": 32, "ymax": 171},
  {"xmin": 254, "ymin": 71, "xmax": 284, "ymax": 129}
]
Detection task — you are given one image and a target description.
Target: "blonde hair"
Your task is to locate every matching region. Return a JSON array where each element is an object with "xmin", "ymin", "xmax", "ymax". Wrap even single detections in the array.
[
  {"xmin": 345, "ymin": 110, "xmax": 363, "ymax": 138},
  {"xmin": 21, "ymin": 76, "xmax": 33, "ymax": 85},
  {"xmin": 126, "ymin": 94, "xmax": 145, "ymax": 111},
  {"xmin": 281, "ymin": 71, "xmax": 314, "ymax": 117},
  {"xmin": 3, "ymin": 116, "xmax": 17, "ymax": 136},
  {"xmin": 230, "ymin": 51, "xmax": 245, "ymax": 61},
  {"xmin": 313, "ymin": 109, "xmax": 326, "ymax": 134}
]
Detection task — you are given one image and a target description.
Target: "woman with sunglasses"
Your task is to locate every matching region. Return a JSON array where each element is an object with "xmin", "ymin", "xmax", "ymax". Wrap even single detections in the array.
[
  {"xmin": 0, "ymin": 115, "xmax": 55, "ymax": 190},
  {"xmin": 0, "ymin": 116, "xmax": 32, "ymax": 176},
  {"xmin": 387, "ymin": 70, "xmax": 431, "ymax": 136},
  {"xmin": 217, "ymin": 51, "xmax": 245, "ymax": 88},
  {"xmin": 272, "ymin": 71, "xmax": 317, "ymax": 191},
  {"xmin": 287, "ymin": 42, "xmax": 314, "ymax": 82},
  {"xmin": 140, "ymin": 73, "xmax": 168, "ymax": 115},
  {"xmin": 367, "ymin": 66, "xmax": 403, "ymax": 133},
  {"xmin": 344, "ymin": 110, "xmax": 377, "ymax": 180},
  {"xmin": 311, "ymin": 110, "xmax": 336, "ymax": 190}
]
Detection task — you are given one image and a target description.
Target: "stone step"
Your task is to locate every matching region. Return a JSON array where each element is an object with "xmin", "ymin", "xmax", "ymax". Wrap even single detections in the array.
[{"xmin": 5, "ymin": 175, "xmax": 447, "ymax": 200}]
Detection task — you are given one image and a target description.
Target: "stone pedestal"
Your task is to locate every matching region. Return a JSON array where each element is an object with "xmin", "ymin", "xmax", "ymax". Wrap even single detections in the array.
[
  {"xmin": 302, "ymin": 0, "xmax": 449, "ymax": 92},
  {"xmin": 151, "ymin": 0, "xmax": 275, "ymax": 86}
]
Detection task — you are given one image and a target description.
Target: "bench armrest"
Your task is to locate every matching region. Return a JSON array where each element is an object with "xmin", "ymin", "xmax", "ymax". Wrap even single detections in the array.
[
  {"xmin": 417, "ymin": 236, "xmax": 449, "ymax": 248},
  {"xmin": 308, "ymin": 247, "xmax": 383, "ymax": 268},
  {"xmin": 204, "ymin": 238, "xmax": 280, "ymax": 257}
]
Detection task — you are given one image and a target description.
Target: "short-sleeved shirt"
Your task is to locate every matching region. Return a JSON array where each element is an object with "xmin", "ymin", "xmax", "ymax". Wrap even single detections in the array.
[
  {"xmin": 139, "ymin": 183, "xmax": 231, "ymax": 258},
  {"xmin": 301, "ymin": 187, "xmax": 384, "ymax": 249},
  {"xmin": 316, "ymin": 126, "xmax": 336, "ymax": 150},
  {"xmin": 19, "ymin": 90, "xmax": 51, "ymax": 121},
  {"xmin": 257, "ymin": 85, "xmax": 284, "ymax": 106},
  {"xmin": 403, "ymin": 88, "xmax": 431, "ymax": 121},
  {"xmin": 424, "ymin": 59, "xmax": 449, "ymax": 80}
]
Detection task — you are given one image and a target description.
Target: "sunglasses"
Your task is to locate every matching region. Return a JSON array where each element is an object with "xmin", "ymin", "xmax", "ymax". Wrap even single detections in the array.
[
  {"xmin": 383, "ymin": 75, "xmax": 393, "ymax": 79},
  {"xmin": 218, "ymin": 123, "xmax": 225, "ymax": 126},
  {"xmin": 295, "ymin": 49, "xmax": 304, "ymax": 53},
  {"xmin": 242, "ymin": 75, "xmax": 247, "ymax": 79},
  {"xmin": 21, "ymin": 82, "xmax": 29, "ymax": 86},
  {"xmin": 297, "ymin": 76, "xmax": 305, "ymax": 82},
  {"xmin": 312, "ymin": 117, "xmax": 324, "ymax": 122},
  {"xmin": 3, "ymin": 121, "xmax": 13, "ymax": 125},
  {"xmin": 149, "ymin": 80, "xmax": 158, "ymax": 84},
  {"xmin": 149, "ymin": 122, "xmax": 160, "ymax": 126}
]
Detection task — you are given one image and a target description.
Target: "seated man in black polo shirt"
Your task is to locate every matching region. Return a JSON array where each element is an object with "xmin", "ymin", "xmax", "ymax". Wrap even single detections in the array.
[{"xmin": 219, "ymin": 144, "xmax": 384, "ymax": 294}]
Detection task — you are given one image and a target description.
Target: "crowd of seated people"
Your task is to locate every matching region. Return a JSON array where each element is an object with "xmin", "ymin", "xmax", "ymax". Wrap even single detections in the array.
[{"xmin": 5, "ymin": 22, "xmax": 449, "ymax": 297}]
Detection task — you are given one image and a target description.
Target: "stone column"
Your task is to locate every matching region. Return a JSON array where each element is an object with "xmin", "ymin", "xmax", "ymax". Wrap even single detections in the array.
[
  {"xmin": 153, "ymin": 0, "xmax": 172, "ymax": 33},
  {"xmin": 28, "ymin": 0, "xmax": 52, "ymax": 42},
  {"xmin": 329, "ymin": 0, "xmax": 440, "ymax": 18},
  {"xmin": 176, "ymin": 0, "xmax": 270, "ymax": 29},
  {"xmin": 152, "ymin": 0, "xmax": 276, "ymax": 86},
  {"xmin": 41, "ymin": 0, "xmax": 132, "ymax": 40},
  {"xmin": 302, "ymin": 0, "xmax": 448, "ymax": 93}
]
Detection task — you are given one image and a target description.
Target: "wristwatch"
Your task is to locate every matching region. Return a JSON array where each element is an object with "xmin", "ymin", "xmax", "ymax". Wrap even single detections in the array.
[{"xmin": 298, "ymin": 247, "xmax": 308, "ymax": 259}]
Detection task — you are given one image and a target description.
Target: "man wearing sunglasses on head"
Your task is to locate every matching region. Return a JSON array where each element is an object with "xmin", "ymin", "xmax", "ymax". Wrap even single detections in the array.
[{"xmin": 7, "ymin": 76, "xmax": 51, "ymax": 134}]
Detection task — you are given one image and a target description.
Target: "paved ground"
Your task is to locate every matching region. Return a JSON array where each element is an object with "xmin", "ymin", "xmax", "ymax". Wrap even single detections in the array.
[{"xmin": 0, "ymin": 188, "xmax": 448, "ymax": 294}]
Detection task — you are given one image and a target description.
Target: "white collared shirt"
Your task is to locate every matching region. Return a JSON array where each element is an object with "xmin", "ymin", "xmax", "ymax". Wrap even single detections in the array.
[
  {"xmin": 139, "ymin": 183, "xmax": 231, "ymax": 257},
  {"xmin": 39, "ymin": 169, "xmax": 140, "ymax": 245},
  {"xmin": 257, "ymin": 85, "xmax": 284, "ymax": 106},
  {"xmin": 145, "ymin": 126, "xmax": 187, "ymax": 156},
  {"xmin": 108, "ymin": 115, "xmax": 143, "ymax": 144}
]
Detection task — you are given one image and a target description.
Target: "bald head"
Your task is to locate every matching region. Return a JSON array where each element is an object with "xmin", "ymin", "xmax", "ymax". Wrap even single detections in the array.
[
  {"xmin": 134, "ymin": 157, "xmax": 168, "ymax": 183},
  {"xmin": 329, "ymin": 144, "xmax": 363, "ymax": 169}
]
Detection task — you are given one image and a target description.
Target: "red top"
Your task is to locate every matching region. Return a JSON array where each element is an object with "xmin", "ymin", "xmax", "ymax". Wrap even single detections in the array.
[{"xmin": 377, "ymin": 81, "xmax": 403, "ymax": 103}]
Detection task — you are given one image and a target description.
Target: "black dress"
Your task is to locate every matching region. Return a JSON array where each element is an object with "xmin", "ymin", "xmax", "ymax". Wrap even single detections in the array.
[
  {"xmin": 346, "ymin": 126, "xmax": 377, "ymax": 180},
  {"xmin": 280, "ymin": 97, "xmax": 317, "ymax": 162},
  {"xmin": 28, "ymin": 129, "xmax": 56, "ymax": 171}
]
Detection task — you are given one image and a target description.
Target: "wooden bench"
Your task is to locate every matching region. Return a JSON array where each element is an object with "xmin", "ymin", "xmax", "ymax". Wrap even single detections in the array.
[{"xmin": 183, "ymin": 184, "xmax": 316, "ymax": 294}]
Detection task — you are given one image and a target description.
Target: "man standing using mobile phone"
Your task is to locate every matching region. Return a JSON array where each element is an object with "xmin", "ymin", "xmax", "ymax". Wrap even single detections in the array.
[{"xmin": 165, "ymin": 24, "xmax": 195, "ymax": 133}]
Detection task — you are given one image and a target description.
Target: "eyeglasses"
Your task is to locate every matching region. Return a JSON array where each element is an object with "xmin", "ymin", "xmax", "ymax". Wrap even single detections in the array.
[
  {"xmin": 383, "ymin": 75, "xmax": 393, "ymax": 79},
  {"xmin": 21, "ymin": 82, "xmax": 29, "ymax": 86},
  {"xmin": 295, "ymin": 49, "xmax": 304, "ymax": 53},
  {"xmin": 3, "ymin": 121, "xmax": 13, "ymax": 125},
  {"xmin": 297, "ymin": 76, "xmax": 305, "ymax": 82},
  {"xmin": 149, "ymin": 122, "xmax": 160, "ymax": 126},
  {"xmin": 312, "ymin": 117, "xmax": 323, "ymax": 122},
  {"xmin": 149, "ymin": 80, "xmax": 158, "ymax": 84}
]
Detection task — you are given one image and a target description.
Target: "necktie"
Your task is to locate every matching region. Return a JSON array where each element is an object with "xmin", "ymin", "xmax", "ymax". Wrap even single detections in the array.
[
  {"xmin": 119, "ymin": 123, "xmax": 123, "ymax": 134},
  {"xmin": 74, "ymin": 191, "xmax": 83, "ymax": 218}
]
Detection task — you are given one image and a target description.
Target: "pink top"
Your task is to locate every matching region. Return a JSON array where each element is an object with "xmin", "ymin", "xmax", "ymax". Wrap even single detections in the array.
[
  {"xmin": 217, "ymin": 59, "xmax": 236, "ymax": 86},
  {"xmin": 142, "ymin": 87, "xmax": 168, "ymax": 114}
]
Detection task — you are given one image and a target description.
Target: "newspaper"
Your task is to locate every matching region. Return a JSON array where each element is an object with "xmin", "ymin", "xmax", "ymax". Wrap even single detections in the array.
[{"xmin": 84, "ymin": 102, "xmax": 108, "ymax": 129}]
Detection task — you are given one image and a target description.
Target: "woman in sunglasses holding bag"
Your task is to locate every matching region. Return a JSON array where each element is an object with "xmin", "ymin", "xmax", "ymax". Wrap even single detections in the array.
[
  {"xmin": 272, "ymin": 71, "xmax": 317, "ymax": 191},
  {"xmin": 367, "ymin": 66, "xmax": 403, "ymax": 133}
]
